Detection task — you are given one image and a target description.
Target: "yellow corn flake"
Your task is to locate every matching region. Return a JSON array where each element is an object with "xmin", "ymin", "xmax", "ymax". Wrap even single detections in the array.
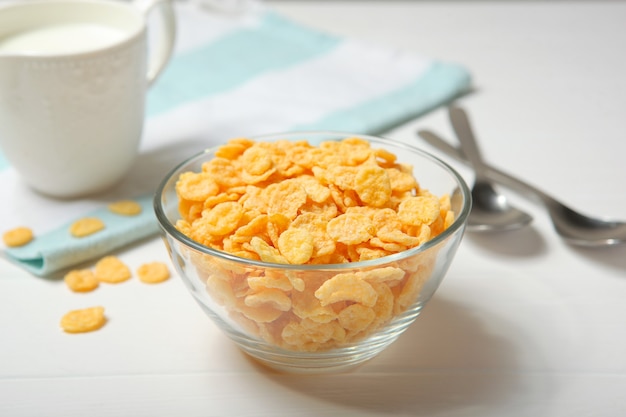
[
  {"xmin": 277, "ymin": 228, "xmax": 314, "ymax": 265},
  {"xmin": 176, "ymin": 172, "xmax": 220, "ymax": 202},
  {"xmin": 202, "ymin": 157, "xmax": 245, "ymax": 188},
  {"xmin": 60, "ymin": 306, "xmax": 106, "ymax": 333},
  {"xmin": 231, "ymin": 215, "xmax": 269, "ymax": 244},
  {"xmin": 285, "ymin": 271, "xmax": 306, "ymax": 292},
  {"xmin": 299, "ymin": 200, "xmax": 338, "ymax": 221},
  {"xmin": 369, "ymin": 237, "xmax": 407, "ymax": 253},
  {"xmin": 70, "ymin": 217, "xmax": 105, "ymax": 238},
  {"xmin": 178, "ymin": 199, "xmax": 202, "ymax": 222},
  {"xmin": 199, "ymin": 201, "xmax": 244, "ymax": 236},
  {"xmin": 249, "ymin": 236, "xmax": 288, "ymax": 264},
  {"xmin": 395, "ymin": 265, "xmax": 433, "ymax": 314},
  {"xmin": 108, "ymin": 200, "xmax": 142, "ymax": 216},
  {"xmin": 369, "ymin": 282, "xmax": 395, "ymax": 330},
  {"xmin": 94, "ymin": 256, "xmax": 131, "ymax": 284},
  {"xmin": 294, "ymin": 175, "xmax": 331, "ymax": 203},
  {"xmin": 355, "ymin": 247, "xmax": 392, "ymax": 261},
  {"xmin": 214, "ymin": 138, "xmax": 253, "ymax": 159},
  {"xmin": 292, "ymin": 289, "xmax": 337, "ymax": 323},
  {"xmin": 206, "ymin": 275, "xmax": 238, "ymax": 307},
  {"xmin": 290, "ymin": 213, "xmax": 336, "ymax": 257},
  {"xmin": 282, "ymin": 318, "xmax": 345, "ymax": 351},
  {"xmin": 386, "ymin": 167, "xmax": 418, "ymax": 193},
  {"xmin": 327, "ymin": 212, "xmax": 374, "ymax": 245},
  {"xmin": 245, "ymin": 289, "xmax": 292, "ymax": 312},
  {"xmin": 374, "ymin": 147, "xmax": 397, "ymax": 165},
  {"xmin": 64, "ymin": 269, "xmax": 99, "ymax": 292},
  {"xmin": 337, "ymin": 303, "xmax": 376, "ymax": 334},
  {"xmin": 242, "ymin": 145, "xmax": 274, "ymax": 176},
  {"xmin": 248, "ymin": 273, "xmax": 293, "ymax": 292},
  {"xmin": 267, "ymin": 213, "xmax": 290, "ymax": 248},
  {"xmin": 444, "ymin": 210, "xmax": 455, "ymax": 229},
  {"xmin": 353, "ymin": 164, "xmax": 391, "ymax": 207},
  {"xmin": 239, "ymin": 302, "xmax": 283, "ymax": 323},
  {"xmin": 315, "ymin": 272, "xmax": 378, "ymax": 307},
  {"xmin": 202, "ymin": 192, "xmax": 241, "ymax": 210},
  {"xmin": 376, "ymin": 228, "xmax": 422, "ymax": 247},
  {"xmin": 397, "ymin": 194, "xmax": 441, "ymax": 226},
  {"xmin": 3, "ymin": 226, "xmax": 34, "ymax": 247},
  {"xmin": 137, "ymin": 262, "xmax": 170, "ymax": 284},
  {"xmin": 359, "ymin": 266, "xmax": 405, "ymax": 285},
  {"xmin": 266, "ymin": 180, "xmax": 307, "ymax": 220}
]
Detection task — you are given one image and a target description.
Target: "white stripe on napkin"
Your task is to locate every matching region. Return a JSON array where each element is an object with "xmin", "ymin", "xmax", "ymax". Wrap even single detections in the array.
[{"xmin": 144, "ymin": 38, "xmax": 433, "ymax": 141}]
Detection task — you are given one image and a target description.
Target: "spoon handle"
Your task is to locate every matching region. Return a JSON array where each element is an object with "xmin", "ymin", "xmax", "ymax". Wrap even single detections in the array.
[
  {"xmin": 447, "ymin": 106, "xmax": 490, "ymax": 178},
  {"xmin": 417, "ymin": 129, "xmax": 557, "ymax": 206}
]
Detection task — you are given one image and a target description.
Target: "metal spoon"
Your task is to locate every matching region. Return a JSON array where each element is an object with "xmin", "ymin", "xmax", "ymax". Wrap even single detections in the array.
[
  {"xmin": 443, "ymin": 106, "xmax": 533, "ymax": 232},
  {"xmin": 417, "ymin": 126, "xmax": 626, "ymax": 247}
]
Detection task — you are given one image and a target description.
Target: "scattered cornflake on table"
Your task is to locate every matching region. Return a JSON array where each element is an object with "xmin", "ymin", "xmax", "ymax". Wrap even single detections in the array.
[
  {"xmin": 60, "ymin": 306, "xmax": 107, "ymax": 333},
  {"xmin": 137, "ymin": 262, "xmax": 170, "ymax": 284},
  {"xmin": 64, "ymin": 269, "xmax": 100, "ymax": 292},
  {"xmin": 69, "ymin": 217, "xmax": 105, "ymax": 237},
  {"xmin": 94, "ymin": 256, "xmax": 131, "ymax": 283},
  {"xmin": 2, "ymin": 226, "xmax": 34, "ymax": 247},
  {"xmin": 108, "ymin": 199, "xmax": 142, "ymax": 216}
]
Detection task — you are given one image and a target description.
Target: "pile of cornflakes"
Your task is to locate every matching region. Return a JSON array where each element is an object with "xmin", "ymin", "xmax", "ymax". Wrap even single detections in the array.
[{"xmin": 174, "ymin": 137, "xmax": 454, "ymax": 351}]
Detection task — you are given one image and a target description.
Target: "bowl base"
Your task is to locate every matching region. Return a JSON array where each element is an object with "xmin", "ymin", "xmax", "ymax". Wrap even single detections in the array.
[{"xmin": 234, "ymin": 338, "xmax": 398, "ymax": 374}]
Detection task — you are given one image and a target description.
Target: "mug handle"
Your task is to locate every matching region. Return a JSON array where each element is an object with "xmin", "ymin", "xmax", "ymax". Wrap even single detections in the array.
[{"xmin": 134, "ymin": 0, "xmax": 176, "ymax": 87}]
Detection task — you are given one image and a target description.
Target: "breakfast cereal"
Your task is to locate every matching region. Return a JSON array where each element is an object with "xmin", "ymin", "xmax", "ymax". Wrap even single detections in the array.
[
  {"xmin": 137, "ymin": 262, "xmax": 170, "ymax": 284},
  {"xmin": 3, "ymin": 226, "xmax": 33, "ymax": 247},
  {"xmin": 60, "ymin": 306, "xmax": 106, "ymax": 333},
  {"xmin": 108, "ymin": 199, "xmax": 142, "ymax": 216},
  {"xmin": 174, "ymin": 137, "xmax": 454, "ymax": 351},
  {"xmin": 64, "ymin": 269, "xmax": 99, "ymax": 292},
  {"xmin": 94, "ymin": 256, "xmax": 131, "ymax": 283},
  {"xmin": 70, "ymin": 217, "xmax": 105, "ymax": 238}
]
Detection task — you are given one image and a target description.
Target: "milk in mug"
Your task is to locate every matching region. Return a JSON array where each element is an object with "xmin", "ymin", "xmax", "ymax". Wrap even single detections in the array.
[{"xmin": 0, "ymin": 23, "xmax": 127, "ymax": 54}]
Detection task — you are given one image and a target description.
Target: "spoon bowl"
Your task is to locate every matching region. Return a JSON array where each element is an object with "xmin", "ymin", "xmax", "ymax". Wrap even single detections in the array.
[
  {"xmin": 441, "ymin": 106, "xmax": 533, "ymax": 232},
  {"xmin": 466, "ymin": 180, "xmax": 533, "ymax": 232}
]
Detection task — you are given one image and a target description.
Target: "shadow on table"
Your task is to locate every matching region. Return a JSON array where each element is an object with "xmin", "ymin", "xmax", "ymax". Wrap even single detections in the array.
[
  {"xmin": 464, "ymin": 225, "xmax": 547, "ymax": 257},
  {"xmin": 569, "ymin": 243, "xmax": 626, "ymax": 273},
  {"xmin": 258, "ymin": 296, "xmax": 551, "ymax": 415},
  {"xmin": 466, "ymin": 222, "xmax": 626, "ymax": 273}
]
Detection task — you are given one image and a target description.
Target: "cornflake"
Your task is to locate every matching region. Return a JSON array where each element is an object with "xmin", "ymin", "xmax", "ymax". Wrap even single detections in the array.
[
  {"xmin": 95, "ymin": 256, "xmax": 131, "ymax": 284},
  {"xmin": 3, "ymin": 226, "xmax": 34, "ymax": 247},
  {"xmin": 70, "ymin": 217, "xmax": 105, "ymax": 238},
  {"xmin": 108, "ymin": 200, "xmax": 142, "ymax": 216},
  {"xmin": 60, "ymin": 306, "xmax": 106, "ymax": 333},
  {"xmin": 137, "ymin": 262, "xmax": 170, "ymax": 284},
  {"xmin": 64, "ymin": 269, "xmax": 99, "ymax": 292},
  {"xmin": 175, "ymin": 137, "xmax": 455, "ymax": 352}
]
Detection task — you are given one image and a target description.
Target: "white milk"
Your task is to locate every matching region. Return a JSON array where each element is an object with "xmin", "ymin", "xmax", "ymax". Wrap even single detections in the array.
[{"xmin": 0, "ymin": 23, "xmax": 127, "ymax": 54}]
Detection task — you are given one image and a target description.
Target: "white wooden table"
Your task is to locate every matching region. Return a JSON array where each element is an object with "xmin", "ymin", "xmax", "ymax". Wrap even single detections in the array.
[{"xmin": 2, "ymin": 1, "xmax": 626, "ymax": 415}]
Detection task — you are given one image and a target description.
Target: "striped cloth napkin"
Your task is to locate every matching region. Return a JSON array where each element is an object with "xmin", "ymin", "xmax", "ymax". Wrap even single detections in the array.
[{"xmin": 0, "ymin": 0, "xmax": 471, "ymax": 276}]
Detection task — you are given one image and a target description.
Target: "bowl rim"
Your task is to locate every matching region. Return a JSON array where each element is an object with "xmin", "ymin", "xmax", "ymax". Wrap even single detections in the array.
[{"xmin": 153, "ymin": 130, "xmax": 471, "ymax": 270}]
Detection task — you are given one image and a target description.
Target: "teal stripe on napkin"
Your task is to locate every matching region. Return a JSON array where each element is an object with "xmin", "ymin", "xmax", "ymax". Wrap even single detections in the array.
[
  {"xmin": 4, "ymin": 195, "xmax": 158, "ymax": 276},
  {"xmin": 294, "ymin": 62, "xmax": 471, "ymax": 134},
  {"xmin": 147, "ymin": 11, "xmax": 340, "ymax": 116}
]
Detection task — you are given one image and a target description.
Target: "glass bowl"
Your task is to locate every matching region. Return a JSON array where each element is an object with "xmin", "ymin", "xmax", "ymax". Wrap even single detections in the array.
[{"xmin": 154, "ymin": 131, "xmax": 471, "ymax": 373}]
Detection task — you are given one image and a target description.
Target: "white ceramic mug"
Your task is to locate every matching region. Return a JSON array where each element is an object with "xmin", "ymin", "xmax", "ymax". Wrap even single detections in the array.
[{"xmin": 0, "ymin": 0, "xmax": 176, "ymax": 198}]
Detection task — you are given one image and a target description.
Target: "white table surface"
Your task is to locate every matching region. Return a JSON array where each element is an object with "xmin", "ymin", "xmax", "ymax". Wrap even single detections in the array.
[{"xmin": 2, "ymin": 1, "xmax": 626, "ymax": 416}]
